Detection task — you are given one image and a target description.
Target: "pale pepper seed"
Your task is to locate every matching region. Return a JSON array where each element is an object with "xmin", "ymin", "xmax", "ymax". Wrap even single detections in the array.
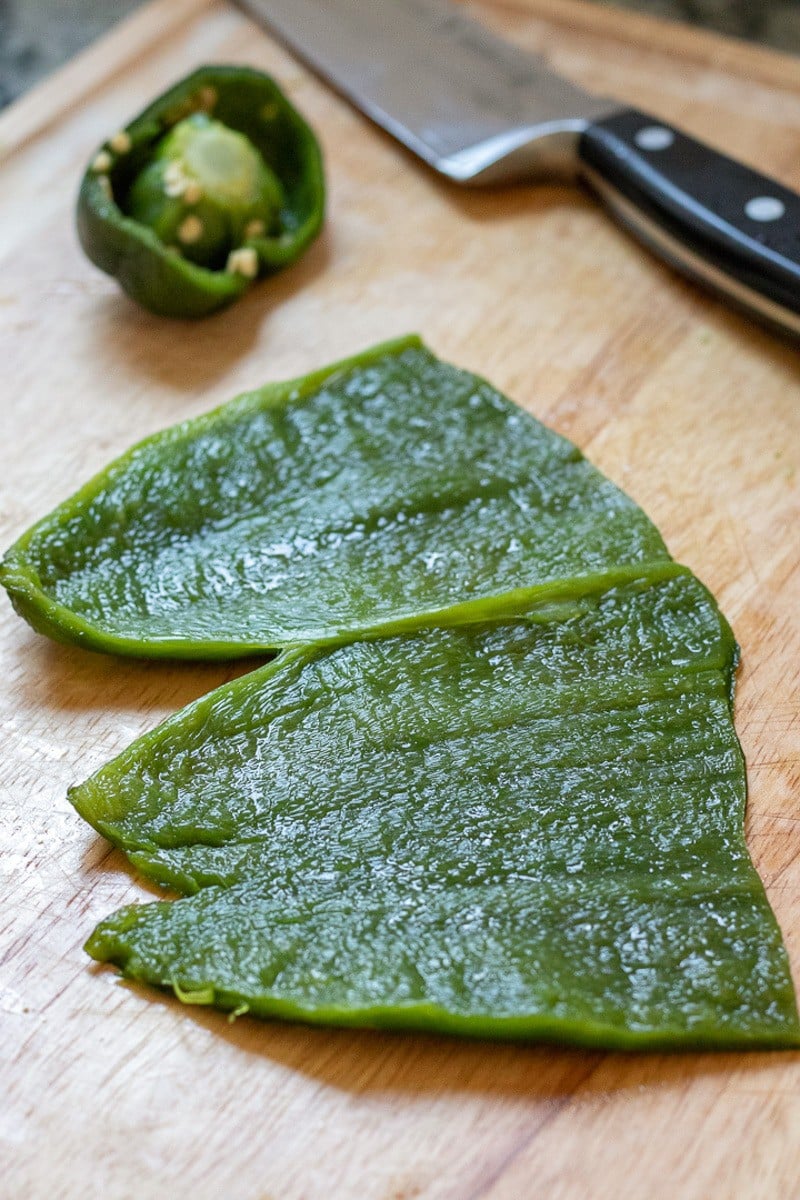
[
  {"xmin": 183, "ymin": 181, "xmax": 203, "ymax": 205},
  {"xmin": 109, "ymin": 131, "xmax": 132, "ymax": 155},
  {"xmin": 178, "ymin": 215, "xmax": 204, "ymax": 244},
  {"xmin": 226, "ymin": 247, "xmax": 259, "ymax": 277}
]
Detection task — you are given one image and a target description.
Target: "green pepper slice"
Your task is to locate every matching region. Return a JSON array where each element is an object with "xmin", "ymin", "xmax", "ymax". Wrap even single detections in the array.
[
  {"xmin": 76, "ymin": 65, "xmax": 325, "ymax": 317},
  {"xmin": 71, "ymin": 571, "xmax": 800, "ymax": 1049},
  {"xmin": 4, "ymin": 335, "xmax": 795, "ymax": 1048},
  {"xmin": 0, "ymin": 336, "xmax": 674, "ymax": 659}
]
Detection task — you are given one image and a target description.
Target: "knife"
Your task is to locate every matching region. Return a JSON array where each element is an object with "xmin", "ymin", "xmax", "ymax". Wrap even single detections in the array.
[{"xmin": 235, "ymin": 0, "xmax": 800, "ymax": 338}]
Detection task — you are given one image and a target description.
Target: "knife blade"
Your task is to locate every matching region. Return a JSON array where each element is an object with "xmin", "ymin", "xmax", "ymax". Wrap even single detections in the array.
[{"xmin": 235, "ymin": 0, "xmax": 800, "ymax": 339}]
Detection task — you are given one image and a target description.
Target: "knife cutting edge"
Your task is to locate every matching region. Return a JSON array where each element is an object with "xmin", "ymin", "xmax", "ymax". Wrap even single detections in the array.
[{"xmin": 235, "ymin": 0, "xmax": 800, "ymax": 339}]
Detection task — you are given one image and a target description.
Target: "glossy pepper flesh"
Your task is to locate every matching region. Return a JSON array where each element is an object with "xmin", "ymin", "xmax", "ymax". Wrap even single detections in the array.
[
  {"xmin": 71, "ymin": 572, "xmax": 800, "ymax": 1049},
  {"xmin": 0, "ymin": 336, "xmax": 673, "ymax": 659},
  {"xmin": 3, "ymin": 340, "xmax": 797, "ymax": 1048},
  {"xmin": 77, "ymin": 66, "xmax": 325, "ymax": 317}
]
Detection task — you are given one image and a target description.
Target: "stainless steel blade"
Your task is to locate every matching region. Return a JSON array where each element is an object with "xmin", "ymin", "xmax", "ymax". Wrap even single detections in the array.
[{"xmin": 235, "ymin": 0, "xmax": 617, "ymax": 183}]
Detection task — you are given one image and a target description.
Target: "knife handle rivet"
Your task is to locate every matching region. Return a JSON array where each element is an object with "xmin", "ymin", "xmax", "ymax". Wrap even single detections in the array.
[
  {"xmin": 744, "ymin": 196, "xmax": 786, "ymax": 222},
  {"xmin": 634, "ymin": 125, "xmax": 675, "ymax": 152}
]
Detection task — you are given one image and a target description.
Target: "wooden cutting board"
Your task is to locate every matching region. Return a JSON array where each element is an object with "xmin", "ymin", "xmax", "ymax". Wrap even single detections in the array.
[{"xmin": 1, "ymin": 1, "xmax": 798, "ymax": 1196}]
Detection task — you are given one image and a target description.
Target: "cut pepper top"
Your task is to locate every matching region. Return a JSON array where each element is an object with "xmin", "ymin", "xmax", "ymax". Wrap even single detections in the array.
[{"xmin": 77, "ymin": 65, "xmax": 325, "ymax": 318}]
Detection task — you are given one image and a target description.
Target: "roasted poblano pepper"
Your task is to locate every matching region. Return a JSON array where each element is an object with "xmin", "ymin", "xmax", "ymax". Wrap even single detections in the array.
[
  {"xmin": 4, "ymin": 338, "xmax": 798, "ymax": 1048},
  {"xmin": 76, "ymin": 66, "xmax": 324, "ymax": 317},
  {"xmin": 71, "ymin": 571, "xmax": 800, "ymax": 1049},
  {"xmin": 0, "ymin": 336, "xmax": 672, "ymax": 658}
]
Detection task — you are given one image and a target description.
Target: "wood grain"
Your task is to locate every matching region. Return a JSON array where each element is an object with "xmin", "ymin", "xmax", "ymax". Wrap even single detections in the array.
[{"xmin": 1, "ymin": 2, "xmax": 798, "ymax": 1197}]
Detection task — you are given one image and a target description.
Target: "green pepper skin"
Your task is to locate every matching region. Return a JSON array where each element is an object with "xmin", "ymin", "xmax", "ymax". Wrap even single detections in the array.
[
  {"xmin": 71, "ymin": 572, "xmax": 800, "ymax": 1049},
  {"xmin": 76, "ymin": 66, "xmax": 325, "ymax": 317},
  {"xmin": 0, "ymin": 336, "xmax": 676, "ymax": 660},
  {"xmin": 5, "ymin": 334, "xmax": 794, "ymax": 1048}
]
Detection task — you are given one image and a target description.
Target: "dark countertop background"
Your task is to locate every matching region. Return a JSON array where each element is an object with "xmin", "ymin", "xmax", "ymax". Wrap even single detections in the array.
[{"xmin": 1, "ymin": 0, "xmax": 799, "ymax": 109}]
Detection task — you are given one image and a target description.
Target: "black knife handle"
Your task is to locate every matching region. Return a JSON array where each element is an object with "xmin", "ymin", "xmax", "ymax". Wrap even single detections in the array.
[{"xmin": 578, "ymin": 107, "xmax": 800, "ymax": 336}]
